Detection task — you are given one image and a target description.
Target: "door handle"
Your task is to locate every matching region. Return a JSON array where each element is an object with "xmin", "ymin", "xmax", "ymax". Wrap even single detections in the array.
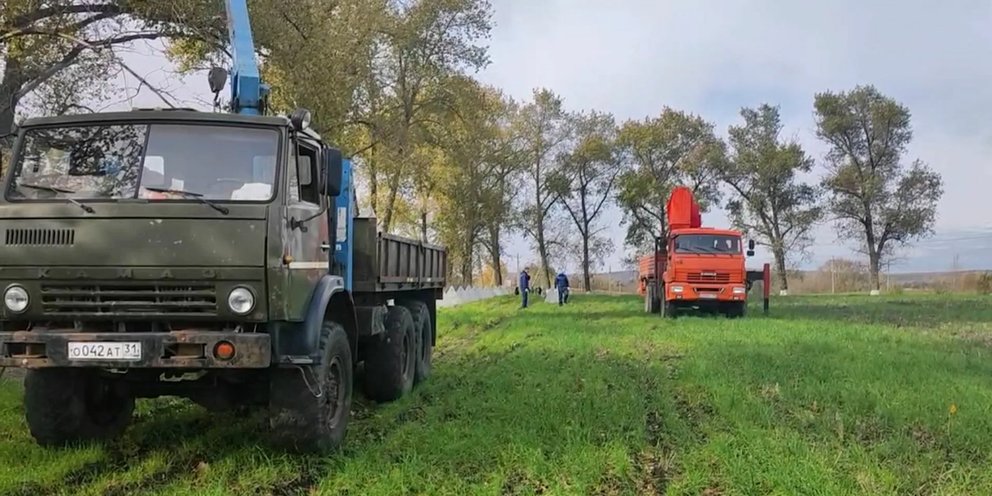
[{"xmin": 320, "ymin": 242, "xmax": 330, "ymax": 252}]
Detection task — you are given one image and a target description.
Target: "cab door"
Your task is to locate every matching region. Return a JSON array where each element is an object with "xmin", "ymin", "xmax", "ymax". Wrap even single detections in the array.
[{"xmin": 283, "ymin": 138, "xmax": 330, "ymax": 316}]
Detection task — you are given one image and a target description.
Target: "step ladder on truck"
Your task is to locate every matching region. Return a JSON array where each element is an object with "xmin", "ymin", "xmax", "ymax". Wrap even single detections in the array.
[
  {"xmin": 0, "ymin": 0, "xmax": 446, "ymax": 452},
  {"xmin": 638, "ymin": 186, "xmax": 770, "ymax": 318}
]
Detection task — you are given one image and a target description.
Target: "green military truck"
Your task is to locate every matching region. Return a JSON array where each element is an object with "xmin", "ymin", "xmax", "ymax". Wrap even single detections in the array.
[{"xmin": 0, "ymin": 109, "xmax": 446, "ymax": 452}]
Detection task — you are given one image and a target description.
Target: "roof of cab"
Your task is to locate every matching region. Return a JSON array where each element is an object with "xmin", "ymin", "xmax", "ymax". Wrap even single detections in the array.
[
  {"xmin": 671, "ymin": 227, "xmax": 743, "ymax": 236},
  {"xmin": 20, "ymin": 109, "xmax": 292, "ymax": 128}
]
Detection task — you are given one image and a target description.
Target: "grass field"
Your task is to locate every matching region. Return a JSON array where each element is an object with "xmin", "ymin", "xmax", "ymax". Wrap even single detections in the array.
[{"xmin": 2, "ymin": 293, "xmax": 992, "ymax": 495}]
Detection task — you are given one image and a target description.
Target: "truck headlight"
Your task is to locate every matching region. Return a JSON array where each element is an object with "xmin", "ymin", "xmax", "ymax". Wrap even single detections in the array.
[
  {"xmin": 733, "ymin": 286, "xmax": 746, "ymax": 294},
  {"xmin": 3, "ymin": 285, "xmax": 29, "ymax": 313},
  {"xmin": 227, "ymin": 287, "xmax": 255, "ymax": 315},
  {"xmin": 671, "ymin": 285, "xmax": 684, "ymax": 293}
]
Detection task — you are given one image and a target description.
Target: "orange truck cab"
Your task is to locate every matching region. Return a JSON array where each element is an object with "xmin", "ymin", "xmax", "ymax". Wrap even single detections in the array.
[{"xmin": 639, "ymin": 186, "xmax": 766, "ymax": 318}]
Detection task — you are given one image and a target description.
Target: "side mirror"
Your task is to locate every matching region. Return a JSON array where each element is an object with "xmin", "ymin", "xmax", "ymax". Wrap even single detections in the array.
[
  {"xmin": 746, "ymin": 250, "xmax": 755, "ymax": 257},
  {"xmin": 297, "ymin": 155, "xmax": 313, "ymax": 186},
  {"xmin": 323, "ymin": 147, "xmax": 343, "ymax": 197},
  {"xmin": 748, "ymin": 239, "xmax": 756, "ymax": 250}
]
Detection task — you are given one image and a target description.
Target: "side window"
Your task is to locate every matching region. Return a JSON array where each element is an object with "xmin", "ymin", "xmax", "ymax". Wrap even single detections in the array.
[
  {"xmin": 286, "ymin": 148, "xmax": 300, "ymax": 203},
  {"xmin": 297, "ymin": 143, "xmax": 319, "ymax": 205}
]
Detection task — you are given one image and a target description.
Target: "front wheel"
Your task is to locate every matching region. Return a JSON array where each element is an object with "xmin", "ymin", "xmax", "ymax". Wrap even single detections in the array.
[
  {"xmin": 725, "ymin": 302, "xmax": 746, "ymax": 319},
  {"xmin": 269, "ymin": 321, "xmax": 353, "ymax": 453},
  {"xmin": 662, "ymin": 300, "xmax": 677, "ymax": 319},
  {"xmin": 24, "ymin": 369, "xmax": 134, "ymax": 446}
]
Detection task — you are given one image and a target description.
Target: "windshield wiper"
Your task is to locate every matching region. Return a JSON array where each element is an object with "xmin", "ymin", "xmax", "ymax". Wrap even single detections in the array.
[
  {"xmin": 142, "ymin": 187, "xmax": 229, "ymax": 215},
  {"xmin": 16, "ymin": 183, "xmax": 94, "ymax": 213}
]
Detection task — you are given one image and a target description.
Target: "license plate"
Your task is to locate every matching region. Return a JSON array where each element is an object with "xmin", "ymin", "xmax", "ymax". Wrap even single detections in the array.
[
  {"xmin": 67, "ymin": 342, "xmax": 142, "ymax": 361},
  {"xmin": 699, "ymin": 293, "xmax": 718, "ymax": 299}
]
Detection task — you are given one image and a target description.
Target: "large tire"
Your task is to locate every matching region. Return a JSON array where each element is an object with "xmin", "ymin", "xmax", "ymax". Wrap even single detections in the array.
[
  {"xmin": 24, "ymin": 369, "xmax": 134, "ymax": 446},
  {"xmin": 645, "ymin": 282, "xmax": 660, "ymax": 314},
  {"xmin": 363, "ymin": 305, "xmax": 416, "ymax": 402},
  {"xmin": 269, "ymin": 321, "xmax": 353, "ymax": 453},
  {"xmin": 725, "ymin": 302, "xmax": 746, "ymax": 319},
  {"xmin": 402, "ymin": 300, "xmax": 433, "ymax": 385},
  {"xmin": 662, "ymin": 300, "xmax": 677, "ymax": 319}
]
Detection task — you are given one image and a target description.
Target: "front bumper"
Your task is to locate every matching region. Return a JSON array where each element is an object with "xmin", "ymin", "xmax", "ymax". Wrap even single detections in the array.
[
  {"xmin": 0, "ymin": 330, "xmax": 270, "ymax": 369},
  {"xmin": 666, "ymin": 283, "xmax": 747, "ymax": 302}
]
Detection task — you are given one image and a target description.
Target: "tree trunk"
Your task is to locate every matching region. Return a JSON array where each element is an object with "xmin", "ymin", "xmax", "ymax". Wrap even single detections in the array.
[
  {"xmin": 0, "ymin": 56, "xmax": 26, "ymax": 139},
  {"xmin": 772, "ymin": 244, "xmax": 788, "ymax": 291},
  {"xmin": 867, "ymin": 249, "xmax": 881, "ymax": 291},
  {"xmin": 488, "ymin": 224, "xmax": 503, "ymax": 287},
  {"xmin": 582, "ymin": 233, "xmax": 591, "ymax": 292},
  {"xmin": 460, "ymin": 237, "xmax": 474, "ymax": 286},
  {"xmin": 382, "ymin": 175, "xmax": 399, "ymax": 233},
  {"xmin": 368, "ymin": 146, "xmax": 379, "ymax": 219},
  {"xmin": 864, "ymin": 219, "xmax": 881, "ymax": 291},
  {"xmin": 419, "ymin": 208, "xmax": 428, "ymax": 242},
  {"xmin": 0, "ymin": 57, "xmax": 27, "ymax": 179},
  {"xmin": 536, "ymin": 222, "xmax": 552, "ymax": 289}
]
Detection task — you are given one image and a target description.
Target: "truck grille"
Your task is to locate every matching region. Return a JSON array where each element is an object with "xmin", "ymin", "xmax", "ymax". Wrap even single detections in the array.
[
  {"xmin": 40, "ymin": 283, "xmax": 217, "ymax": 316},
  {"xmin": 686, "ymin": 271, "xmax": 731, "ymax": 283},
  {"xmin": 5, "ymin": 228, "xmax": 75, "ymax": 246}
]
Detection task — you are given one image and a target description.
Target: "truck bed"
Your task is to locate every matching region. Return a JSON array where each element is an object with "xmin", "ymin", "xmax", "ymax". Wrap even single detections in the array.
[
  {"xmin": 638, "ymin": 253, "xmax": 664, "ymax": 279},
  {"xmin": 351, "ymin": 217, "xmax": 447, "ymax": 294}
]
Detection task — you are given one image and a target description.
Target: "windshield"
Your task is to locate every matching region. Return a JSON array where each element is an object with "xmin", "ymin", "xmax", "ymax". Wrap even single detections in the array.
[
  {"xmin": 6, "ymin": 123, "xmax": 279, "ymax": 202},
  {"xmin": 674, "ymin": 234, "xmax": 741, "ymax": 254}
]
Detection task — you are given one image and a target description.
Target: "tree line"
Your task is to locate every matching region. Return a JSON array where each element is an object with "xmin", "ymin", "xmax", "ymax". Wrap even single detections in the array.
[{"xmin": 1, "ymin": 0, "xmax": 943, "ymax": 291}]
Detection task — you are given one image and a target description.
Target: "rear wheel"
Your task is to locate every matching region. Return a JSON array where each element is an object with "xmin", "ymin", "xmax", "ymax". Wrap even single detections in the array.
[
  {"xmin": 269, "ymin": 320, "xmax": 353, "ymax": 453},
  {"xmin": 25, "ymin": 369, "xmax": 134, "ymax": 446},
  {"xmin": 645, "ymin": 282, "xmax": 661, "ymax": 314},
  {"xmin": 363, "ymin": 305, "xmax": 416, "ymax": 402},
  {"xmin": 402, "ymin": 300, "xmax": 433, "ymax": 385}
]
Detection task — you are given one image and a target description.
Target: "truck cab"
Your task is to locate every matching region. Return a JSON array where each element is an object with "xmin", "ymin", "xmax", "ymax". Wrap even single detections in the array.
[
  {"xmin": 0, "ymin": 110, "xmax": 341, "ymax": 361},
  {"xmin": 662, "ymin": 227, "xmax": 750, "ymax": 317},
  {"xmin": 0, "ymin": 109, "xmax": 444, "ymax": 452}
]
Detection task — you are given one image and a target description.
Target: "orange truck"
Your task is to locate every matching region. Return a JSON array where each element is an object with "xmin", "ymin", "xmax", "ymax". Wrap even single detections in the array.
[{"xmin": 638, "ymin": 186, "xmax": 770, "ymax": 317}]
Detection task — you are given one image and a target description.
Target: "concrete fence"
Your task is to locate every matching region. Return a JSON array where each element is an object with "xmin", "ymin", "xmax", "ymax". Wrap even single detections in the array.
[
  {"xmin": 436, "ymin": 285, "xmax": 512, "ymax": 308},
  {"xmin": 437, "ymin": 286, "xmax": 576, "ymax": 308}
]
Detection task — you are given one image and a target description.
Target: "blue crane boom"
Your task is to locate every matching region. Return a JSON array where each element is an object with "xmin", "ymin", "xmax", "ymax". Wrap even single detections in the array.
[{"xmin": 224, "ymin": 0, "xmax": 269, "ymax": 115}]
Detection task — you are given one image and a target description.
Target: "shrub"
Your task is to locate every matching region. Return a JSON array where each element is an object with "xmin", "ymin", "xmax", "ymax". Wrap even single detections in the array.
[{"xmin": 977, "ymin": 272, "xmax": 992, "ymax": 295}]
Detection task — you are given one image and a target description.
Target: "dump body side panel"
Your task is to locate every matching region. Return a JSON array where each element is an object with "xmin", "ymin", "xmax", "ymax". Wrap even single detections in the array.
[
  {"xmin": 351, "ymin": 217, "xmax": 446, "ymax": 295},
  {"xmin": 637, "ymin": 252, "xmax": 665, "ymax": 295}
]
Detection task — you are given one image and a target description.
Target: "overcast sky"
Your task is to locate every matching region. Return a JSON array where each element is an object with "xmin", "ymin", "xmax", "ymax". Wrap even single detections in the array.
[
  {"xmin": 476, "ymin": 0, "xmax": 992, "ymax": 274},
  {"xmin": 117, "ymin": 0, "xmax": 992, "ymax": 274}
]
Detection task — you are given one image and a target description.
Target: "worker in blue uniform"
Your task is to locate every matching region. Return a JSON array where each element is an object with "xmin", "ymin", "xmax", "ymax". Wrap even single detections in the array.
[
  {"xmin": 555, "ymin": 271, "xmax": 570, "ymax": 306},
  {"xmin": 519, "ymin": 269, "xmax": 531, "ymax": 308}
]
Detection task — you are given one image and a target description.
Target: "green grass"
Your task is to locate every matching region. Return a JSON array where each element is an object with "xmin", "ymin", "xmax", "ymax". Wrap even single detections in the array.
[{"xmin": 3, "ymin": 293, "xmax": 992, "ymax": 495}]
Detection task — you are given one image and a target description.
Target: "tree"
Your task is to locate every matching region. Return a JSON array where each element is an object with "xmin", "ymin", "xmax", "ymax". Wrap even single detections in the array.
[
  {"xmin": 515, "ymin": 88, "xmax": 574, "ymax": 288},
  {"xmin": 814, "ymin": 85, "xmax": 943, "ymax": 290},
  {"xmin": 477, "ymin": 102, "xmax": 524, "ymax": 288},
  {"xmin": 818, "ymin": 257, "xmax": 870, "ymax": 293},
  {"xmin": 554, "ymin": 110, "xmax": 621, "ymax": 291},
  {"xmin": 0, "ymin": 1, "xmax": 219, "ymax": 139},
  {"xmin": 348, "ymin": 0, "xmax": 492, "ymax": 233},
  {"xmin": 723, "ymin": 104, "xmax": 823, "ymax": 291},
  {"xmin": 430, "ymin": 77, "xmax": 517, "ymax": 285},
  {"xmin": 616, "ymin": 108, "xmax": 725, "ymax": 254}
]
